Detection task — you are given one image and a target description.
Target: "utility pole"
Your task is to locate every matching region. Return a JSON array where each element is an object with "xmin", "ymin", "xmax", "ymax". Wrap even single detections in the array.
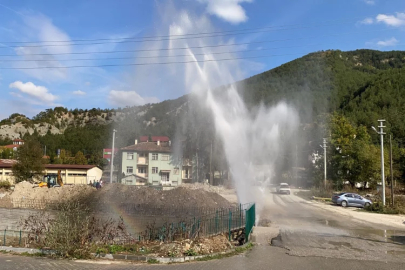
[
  {"xmin": 295, "ymin": 144, "xmax": 298, "ymax": 186},
  {"xmin": 320, "ymin": 138, "xmax": 327, "ymax": 189},
  {"xmin": 209, "ymin": 142, "xmax": 213, "ymax": 185},
  {"xmin": 110, "ymin": 129, "xmax": 117, "ymax": 184},
  {"xmin": 390, "ymin": 135, "xmax": 394, "ymax": 206},
  {"xmin": 372, "ymin": 120, "xmax": 386, "ymax": 206}
]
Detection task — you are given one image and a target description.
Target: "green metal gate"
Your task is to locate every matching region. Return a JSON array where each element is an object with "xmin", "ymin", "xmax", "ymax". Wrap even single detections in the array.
[{"xmin": 245, "ymin": 203, "xmax": 255, "ymax": 242}]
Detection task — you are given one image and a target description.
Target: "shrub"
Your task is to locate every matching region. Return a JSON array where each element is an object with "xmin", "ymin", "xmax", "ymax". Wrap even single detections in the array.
[
  {"xmin": 364, "ymin": 202, "xmax": 404, "ymax": 215},
  {"xmin": 0, "ymin": 180, "xmax": 11, "ymax": 190},
  {"xmin": 22, "ymin": 199, "xmax": 132, "ymax": 259},
  {"xmin": 184, "ymin": 248, "xmax": 198, "ymax": 256}
]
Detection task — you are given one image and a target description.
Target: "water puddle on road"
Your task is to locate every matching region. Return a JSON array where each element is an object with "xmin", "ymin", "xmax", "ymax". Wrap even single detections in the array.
[{"xmin": 308, "ymin": 217, "xmax": 405, "ymax": 245}]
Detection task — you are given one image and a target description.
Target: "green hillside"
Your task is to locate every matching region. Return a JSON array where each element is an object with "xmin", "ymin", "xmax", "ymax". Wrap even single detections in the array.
[{"xmin": 241, "ymin": 49, "xmax": 405, "ymax": 123}]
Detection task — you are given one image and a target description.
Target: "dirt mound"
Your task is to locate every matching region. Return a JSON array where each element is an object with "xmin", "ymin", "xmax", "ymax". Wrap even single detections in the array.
[
  {"xmin": 5, "ymin": 182, "xmax": 233, "ymax": 210},
  {"xmin": 0, "ymin": 192, "xmax": 12, "ymax": 208},
  {"xmin": 90, "ymin": 184, "xmax": 233, "ymax": 209},
  {"xmin": 10, "ymin": 181, "xmax": 94, "ymax": 202}
]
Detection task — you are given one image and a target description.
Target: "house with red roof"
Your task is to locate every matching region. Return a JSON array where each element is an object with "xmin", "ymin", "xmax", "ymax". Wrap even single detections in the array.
[{"xmin": 119, "ymin": 136, "xmax": 192, "ymax": 186}]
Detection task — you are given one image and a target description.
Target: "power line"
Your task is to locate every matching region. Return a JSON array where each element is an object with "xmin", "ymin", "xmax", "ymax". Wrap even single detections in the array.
[
  {"xmin": 0, "ymin": 28, "xmax": 396, "ymax": 57},
  {"xmin": 0, "ymin": 16, "xmax": 372, "ymax": 45},
  {"xmin": 0, "ymin": 22, "xmax": 383, "ymax": 48},
  {"xmin": 0, "ymin": 52, "xmax": 310, "ymax": 70},
  {"xmin": 0, "ymin": 44, "xmax": 324, "ymax": 62}
]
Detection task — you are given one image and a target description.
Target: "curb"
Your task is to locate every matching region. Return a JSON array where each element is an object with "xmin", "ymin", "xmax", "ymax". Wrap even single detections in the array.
[
  {"xmin": 1, "ymin": 242, "xmax": 253, "ymax": 264},
  {"xmin": 94, "ymin": 241, "xmax": 253, "ymax": 263},
  {"xmin": 0, "ymin": 246, "xmax": 54, "ymax": 255}
]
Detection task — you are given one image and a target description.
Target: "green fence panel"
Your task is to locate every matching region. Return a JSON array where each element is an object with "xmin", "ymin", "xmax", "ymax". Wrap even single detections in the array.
[{"xmin": 245, "ymin": 203, "xmax": 256, "ymax": 242}]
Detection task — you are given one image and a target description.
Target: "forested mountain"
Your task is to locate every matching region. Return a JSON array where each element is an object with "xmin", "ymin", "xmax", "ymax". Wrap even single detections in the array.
[{"xmin": 1, "ymin": 49, "xmax": 405, "ymax": 179}]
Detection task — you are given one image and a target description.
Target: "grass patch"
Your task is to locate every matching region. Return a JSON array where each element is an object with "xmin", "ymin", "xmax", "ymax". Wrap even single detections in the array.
[
  {"xmin": 195, "ymin": 242, "xmax": 254, "ymax": 262},
  {"xmin": 363, "ymin": 202, "xmax": 405, "ymax": 215},
  {"xmin": 19, "ymin": 252, "xmax": 46, "ymax": 257},
  {"xmin": 147, "ymin": 258, "xmax": 159, "ymax": 264}
]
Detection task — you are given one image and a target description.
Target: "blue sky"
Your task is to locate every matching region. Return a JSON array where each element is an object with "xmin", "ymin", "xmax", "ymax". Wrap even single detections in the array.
[{"xmin": 0, "ymin": 0, "xmax": 404, "ymax": 119}]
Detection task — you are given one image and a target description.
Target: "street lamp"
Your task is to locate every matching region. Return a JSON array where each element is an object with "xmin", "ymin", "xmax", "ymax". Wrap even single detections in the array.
[
  {"xmin": 319, "ymin": 138, "xmax": 327, "ymax": 189},
  {"xmin": 110, "ymin": 129, "xmax": 117, "ymax": 184},
  {"xmin": 372, "ymin": 120, "xmax": 386, "ymax": 206}
]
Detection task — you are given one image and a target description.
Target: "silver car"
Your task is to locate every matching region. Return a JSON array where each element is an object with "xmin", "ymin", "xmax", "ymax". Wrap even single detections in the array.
[{"xmin": 332, "ymin": 192, "xmax": 372, "ymax": 208}]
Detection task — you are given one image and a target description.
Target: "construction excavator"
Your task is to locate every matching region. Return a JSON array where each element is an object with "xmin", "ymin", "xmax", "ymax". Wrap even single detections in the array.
[{"xmin": 38, "ymin": 170, "xmax": 63, "ymax": 188}]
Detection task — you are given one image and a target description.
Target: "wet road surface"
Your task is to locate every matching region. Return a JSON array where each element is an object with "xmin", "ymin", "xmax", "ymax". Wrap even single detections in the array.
[{"xmin": 260, "ymin": 189, "xmax": 405, "ymax": 263}]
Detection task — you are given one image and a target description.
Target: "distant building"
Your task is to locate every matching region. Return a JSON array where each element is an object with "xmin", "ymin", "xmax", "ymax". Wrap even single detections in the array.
[
  {"xmin": 0, "ymin": 159, "xmax": 102, "ymax": 185},
  {"xmin": 3, "ymin": 139, "xmax": 25, "ymax": 151},
  {"xmin": 119, "ymin": 136, "xmax": 187, "ymax": 186},
  {"xmin": 102, "ymin": 148, "xmax": 118, "ymax": 164}
]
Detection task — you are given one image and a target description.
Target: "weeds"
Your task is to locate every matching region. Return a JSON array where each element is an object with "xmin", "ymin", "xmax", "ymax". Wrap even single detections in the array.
[
  {"xmin": 147, "ymin": 258, "xmax": 159, "ymax": 264},
  {"xmin": 196, "ymin": 242, "xmax": 254, "ymax": 262},
  {"xmin": 22, "ymin": 199, "xmax": 133, "ymax": 259},
  {"xmin": 364, "ymin": 202, "xmax": 405, "ymax": 215},
  {"xmin": 184, "ymin": 248, "xmax": 198, "ymax": 256},
  {"xmin": 0, "ymin": 180, "xmax": 11, "ymax": 190}
]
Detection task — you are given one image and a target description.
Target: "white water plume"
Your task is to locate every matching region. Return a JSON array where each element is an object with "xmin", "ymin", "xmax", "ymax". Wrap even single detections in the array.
[{"xmin": 136, "ymin": 3, "xmax": 300, "ymax": 205}]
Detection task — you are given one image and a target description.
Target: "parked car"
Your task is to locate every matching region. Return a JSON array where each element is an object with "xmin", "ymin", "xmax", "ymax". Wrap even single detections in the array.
[
  {"xmin": 332, "ymin": 192, "xmax": 372, "ymax": 208},
  {"xmin": 276, "ymin": 183, "xmax": 291, "ymax": 195}
]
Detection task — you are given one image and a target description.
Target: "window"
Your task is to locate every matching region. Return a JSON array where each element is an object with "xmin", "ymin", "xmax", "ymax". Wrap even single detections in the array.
[
  {"xmin": 127, "ymin": 153, "xmax": 134, "ymax": 160},
  {"xmin": 127, "ymin": 166, "xmax": 133, "ymax": 174},
  {"xmin": 161, "ymin": 172, "xmax": 169, "ymax": 181},
  {"xmin": 345, "ymin": 194, "xmax": 353, "ymax": 198},
  {"xmin": 138, "ymin": 167, "xmax": 147, "ymax": 174},
  {"xmin": 152, "ymin": 167, "xmax": 158, "ymax": 174},
  {"xmin": 162, "ymin": 154, "xmax": 169, "ymax": 161},
  {"xmin": 183, "ymin": 169, "xmax": 190, "ymax": 179},
  {"xmin": 152, "ymin": 153, "xmax": 158, "ymax": 160},
  {"xmin": 174, "ymin": 168, "xmax": 179, "ymax": 175},
  {"xmin": 68, "ymin": 173, "xmax": 87, "ymax": 176},
  {"xmin": 139, "ymin": 153, "xmax": 147, "ymax": 157}
]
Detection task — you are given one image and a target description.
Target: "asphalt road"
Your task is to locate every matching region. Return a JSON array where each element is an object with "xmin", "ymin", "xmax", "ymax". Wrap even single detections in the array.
[
  {"xmin": 1, "ymin": 189, "xmax": 405, "ymax": 269},
  {"xmin": 261, "ymin": 189, "xmax": 405, "ymax": 263}
]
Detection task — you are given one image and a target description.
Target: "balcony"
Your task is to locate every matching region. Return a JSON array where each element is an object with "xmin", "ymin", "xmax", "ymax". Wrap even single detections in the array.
[{"xmin": 137, "ymin": 157, "xmax": 149, "ymax": 165}]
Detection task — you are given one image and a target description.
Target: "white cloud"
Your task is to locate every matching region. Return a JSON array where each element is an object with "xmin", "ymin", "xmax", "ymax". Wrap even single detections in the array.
[
  {"xmin": 9, "ymin": 81, "xmax": 57, "ymax": 103},
  {"xmin": 376, "ymin": 37, "xmax": 399, "ymax": 47},
  {"xmin": 360, "ymin": 17, "xmax": 374, "ymax": 25},
  {"xmin": 376, "ymin": 13, "xmax": 405, "ymax": 27},
  {"xmin": 198, "ymin": 0, "xmax": 253, "ymax": 24},
  {"xmin": 108, "ymin": 90, "xmax": 159, "ymax": 107},
  {"xmin": 13, "ymin": 13, "xmax": 71, "ymax": 81},
  {"xmin": 72, "ymin": 90, "xmax": 86, "ymax": 96},
  {"xmin": 362, "ymin": 0, "xmax": 375, "ymax": 5}
]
